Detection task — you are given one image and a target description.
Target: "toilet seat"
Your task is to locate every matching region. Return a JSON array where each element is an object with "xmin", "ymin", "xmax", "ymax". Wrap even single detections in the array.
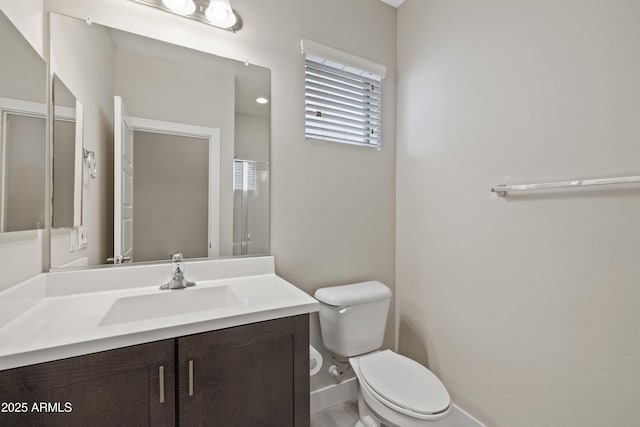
[{"xmin": 358, "ymin": 350, "xmax": 450, "ymax": 418}]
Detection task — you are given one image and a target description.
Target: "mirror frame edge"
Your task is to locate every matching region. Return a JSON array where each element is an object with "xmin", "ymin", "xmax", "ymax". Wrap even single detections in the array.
[{"xmin": 43, "ymin": 10, "xmax": 52, "ymax": 273}]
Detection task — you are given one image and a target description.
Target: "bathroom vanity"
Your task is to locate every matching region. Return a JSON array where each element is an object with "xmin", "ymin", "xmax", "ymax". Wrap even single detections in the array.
[
  {"xmin": 0, "ymin": 6, "xmax": 315, "ymax": 425},
  {"xmin": 0, "ymin": 257, "xmax": 318, "ymax": 426}
]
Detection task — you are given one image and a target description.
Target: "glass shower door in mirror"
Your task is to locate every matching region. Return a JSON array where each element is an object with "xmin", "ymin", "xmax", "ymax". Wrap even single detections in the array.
[{"xmin": 233, "ymin": 160, "xmax": 269, "ymax": 256}]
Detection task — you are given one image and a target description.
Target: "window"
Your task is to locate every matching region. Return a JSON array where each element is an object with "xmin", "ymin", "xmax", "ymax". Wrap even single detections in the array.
[
  {"xmin": 302, "ymin": 39, "xmax": 386, "ymax": 149},
  {"xmin": 233, "ymin": 160, "xmax": 256, "ymax": 191}
]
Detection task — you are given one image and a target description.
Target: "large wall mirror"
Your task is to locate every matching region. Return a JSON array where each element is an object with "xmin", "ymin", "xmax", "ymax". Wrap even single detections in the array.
[
  {"xmin": 0, "ymin": 10, "xmax": 47, "ymax": 235},
  {"xmin": 49, "ymin": 13, "xmax": 270, "ymax": 270}
]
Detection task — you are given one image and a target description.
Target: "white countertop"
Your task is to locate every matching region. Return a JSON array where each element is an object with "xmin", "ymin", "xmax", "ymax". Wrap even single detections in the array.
[{"xmin": 0, "ymin": 257, "xmax": 318, "ymax": 370}]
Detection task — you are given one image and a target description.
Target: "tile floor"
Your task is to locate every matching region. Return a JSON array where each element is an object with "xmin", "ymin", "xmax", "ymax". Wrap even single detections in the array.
[
  {"xmin": 311, "ymin": 400, "xmax": 471, "ymax": 427},
  {"xmin": 310, "ymin": 400, "xmax": 360, "ymax": 427}
]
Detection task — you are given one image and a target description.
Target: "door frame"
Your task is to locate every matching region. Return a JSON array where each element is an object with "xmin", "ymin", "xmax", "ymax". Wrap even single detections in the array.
[
  {"xmin": 128, "ymin": 117, "xmax": 221, "ymax": 257},
  {"xmin": 113, "ymin": 96, "xmax": 134, "ymax": 263}
]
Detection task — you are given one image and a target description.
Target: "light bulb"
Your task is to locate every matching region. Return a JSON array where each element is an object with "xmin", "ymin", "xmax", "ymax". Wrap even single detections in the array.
[
  {"xmin": 256, "ymin": 97, "xmax": 269, "ymax": 104},
  {"xmin": 209, "ymin": 3, "xmax": 228, "ymax": 21},
  {"xmin": 162, "ymin": 0, "xmax": 196, "ymax": 14},
  {"xmin": 205, "ymin": 0, "xmax": 237, "ymax": 28}
]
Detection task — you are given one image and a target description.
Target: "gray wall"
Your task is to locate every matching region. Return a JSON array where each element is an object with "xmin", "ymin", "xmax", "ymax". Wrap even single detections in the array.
[
  {"xmin": 0, "ymin": 10, "xmax": 45, "ymax": 103},
  {"xmin": 50, "ymin": 12, "xmax": 115, "ymax": 268},
  {"xmin": 52, "ymin": 119, "xmax": 75, "ymax": 228},
  {"xmin": 133, "ymin": 131, "xmax": 209, "ymax": 262},
  {"xmin": 397, "ymin": 1, "xmax": 640, "ymax": 425},
  {"xmin": 0, "ymin": 0, "xmax": 42, "ymax": 55},
  {"xmin": 235, "ymin": 113, "xmax": 268, "ymax": 163}
]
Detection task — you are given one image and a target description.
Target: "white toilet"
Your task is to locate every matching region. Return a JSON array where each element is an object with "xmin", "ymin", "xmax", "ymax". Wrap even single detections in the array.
[{"xmin": 315, "ymin": 281, "xmax": 452, "ymax": 427}]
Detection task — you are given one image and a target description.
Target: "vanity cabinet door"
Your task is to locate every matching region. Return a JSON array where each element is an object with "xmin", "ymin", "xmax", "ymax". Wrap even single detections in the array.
[
  {"xmin": 177, "ymin": 314, "xmax": 309, "ymax": 427},
  {"xmin": 0, "ymin": 339, "xmax": 175, "ymax": 427}
]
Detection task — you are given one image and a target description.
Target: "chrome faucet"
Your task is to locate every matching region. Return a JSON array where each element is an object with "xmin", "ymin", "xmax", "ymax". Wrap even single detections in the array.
[{"xmin": 160, "ymin": 252, "xmax": 196, "ymax": 290}]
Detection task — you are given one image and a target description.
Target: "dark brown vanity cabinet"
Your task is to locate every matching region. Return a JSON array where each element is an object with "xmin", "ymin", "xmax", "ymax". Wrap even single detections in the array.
[
  {"xmin": 178, "ymin": 314, "xmax": 310, "ymax": 426},
  {"xmin": 0, "ymin": 339, "xmax": 176, "ymax": 427},
  {"xmin": 0, "ymin": 314, "xmax": 309, "ymax": 427}
]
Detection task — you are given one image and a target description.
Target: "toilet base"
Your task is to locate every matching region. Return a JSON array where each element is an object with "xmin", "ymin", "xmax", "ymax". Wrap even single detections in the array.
[{"xmin": 356, "ymin": 390, "xmax": 381, "ymax": 427}]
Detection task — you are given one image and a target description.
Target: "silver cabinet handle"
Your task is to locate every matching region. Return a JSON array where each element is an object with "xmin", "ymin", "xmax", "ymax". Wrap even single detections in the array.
[
  {"xmin": 159, "ymin": 365, "xmax": 165, "ymax": 403},
  {"xmin": 188, "ymin": 360, "xmax": 194, "ymax": 396}
]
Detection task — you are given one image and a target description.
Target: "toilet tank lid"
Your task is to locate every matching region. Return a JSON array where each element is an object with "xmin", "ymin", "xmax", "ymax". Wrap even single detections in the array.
[{"xmin": 314, "ymin": 281, "xmax": 391, "ymax": 306}]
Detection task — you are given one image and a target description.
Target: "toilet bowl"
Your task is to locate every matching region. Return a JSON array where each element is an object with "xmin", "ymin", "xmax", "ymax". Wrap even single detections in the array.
[
  {"xmin": 350, "ymin": 351, "xmax": 450, "ymax": 427},
  {"xmin": 314, "ymin": 281, "xmax": 452, "ymax": 427}
]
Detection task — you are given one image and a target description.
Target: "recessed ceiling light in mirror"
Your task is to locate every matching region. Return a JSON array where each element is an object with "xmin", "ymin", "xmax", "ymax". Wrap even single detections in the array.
[{"xmin": 256, "ymin": 97, "xmax": 268, "ymax": 104}]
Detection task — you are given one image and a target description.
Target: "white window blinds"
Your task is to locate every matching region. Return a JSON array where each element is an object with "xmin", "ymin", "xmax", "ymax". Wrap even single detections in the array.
[
  {"xmin": 233, "ymin": 160, "xmax": 255, "ymax": 191},
  {"xmin": 302, "ymin": 40, "xmax": 385, "ymax": 149}
]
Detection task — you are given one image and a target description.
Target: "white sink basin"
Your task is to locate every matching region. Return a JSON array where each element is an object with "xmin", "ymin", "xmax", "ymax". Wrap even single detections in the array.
[{"xmin": 100, "ymin": 286, "xmax": 242, "ymax": 326}]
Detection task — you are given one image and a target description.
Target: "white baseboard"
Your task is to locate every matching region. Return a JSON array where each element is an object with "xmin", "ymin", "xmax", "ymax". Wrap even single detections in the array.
[
  {"xmin": 310, "ymin": 377, "xmax": 358, "ymax": 415},
  {"xmin": 449, "ymin": 404, "xmax": 487, "ymax": 427},
  {"xmin": 310, "ymin": 378, "xmax": 485, "ymax": 427}
]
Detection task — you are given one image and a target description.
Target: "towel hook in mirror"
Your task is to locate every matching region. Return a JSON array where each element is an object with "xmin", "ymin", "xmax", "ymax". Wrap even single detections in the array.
[{"xmin": 83, "ymin": 148, "xmax": 97, "ymax": 179}]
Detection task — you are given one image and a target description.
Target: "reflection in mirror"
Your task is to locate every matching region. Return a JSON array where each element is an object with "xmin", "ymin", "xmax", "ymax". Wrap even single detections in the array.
[
  {"xmin": 50, "ymin": 13, "xmax": 270, "ymax": 269},
  {"xmin": 129, "ymin": 126, "xmax": 219, "ymax": 263},
  {"xmin": 0, "ymin": 10, "xmax": 47, "ymax": 233},
  {"xmin": 52, "ymin": 75, "xmax": 82, "ymax": 229},
  {"xmin": 233, "ymin": 160, "xmax": 269, "ymax": 256}
]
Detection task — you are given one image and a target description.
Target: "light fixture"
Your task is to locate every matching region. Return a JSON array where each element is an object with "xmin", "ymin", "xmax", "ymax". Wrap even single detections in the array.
[
  {"xmin": 205, "ymin": 0, "xmax": 237, "ymax": 29},
  {"xmin": 131, "ymin": 0, "xmax": 242, "ymax": 32},
  {"xmin": 162, "ymin": 0, "xmax": 196, "ymax": 14},
  {"xmin": 256, "ymin": 97, "xmax": 269, "ymax": 104}
]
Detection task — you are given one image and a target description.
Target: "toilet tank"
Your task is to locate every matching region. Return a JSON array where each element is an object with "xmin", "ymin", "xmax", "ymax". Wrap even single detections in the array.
[{"xmin": 314, "ymin": 281, "xmax": 391, "ymax": 357}]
